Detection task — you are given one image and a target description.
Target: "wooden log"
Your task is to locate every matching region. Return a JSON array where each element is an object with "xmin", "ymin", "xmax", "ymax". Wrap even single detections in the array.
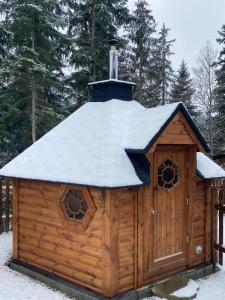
[{"xmin": 5, "ymin": 178, "xmax": 10, "ymax": 232}]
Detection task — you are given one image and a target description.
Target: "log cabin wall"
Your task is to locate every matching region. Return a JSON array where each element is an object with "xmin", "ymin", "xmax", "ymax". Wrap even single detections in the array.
[
  {"xmin": 13, "ymin": 180, "xmax": 106, "ymax": 295},
  {"xmin": 189, "ymin": 178, "xmax": 212, "ymax": 267},
  {"xmin": 117, "ymin": 189, "xmax": 136, "ymax": 294}
]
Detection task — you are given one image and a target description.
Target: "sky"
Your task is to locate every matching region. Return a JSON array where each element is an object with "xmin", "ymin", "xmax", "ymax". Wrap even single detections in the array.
[{"xmin": 128, "ymin": 0, "xmax": 225, "ymax": 70}]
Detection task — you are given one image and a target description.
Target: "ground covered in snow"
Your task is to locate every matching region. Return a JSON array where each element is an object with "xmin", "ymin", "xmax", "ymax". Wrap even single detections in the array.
[
  {"xmin": 0, "ymin": 233, "xmax": 69, "ymax": 300},
  {"xmin": 0, "ymin": 233, "xmax": 225, "ymax": 300}
]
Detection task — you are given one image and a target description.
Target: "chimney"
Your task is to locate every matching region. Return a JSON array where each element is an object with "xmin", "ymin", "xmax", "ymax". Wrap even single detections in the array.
[
  {"xmin": 88, "ymin": 39, "xmax": 136, "ymax": 102},
  {"xmin": 109, "ymin": 39, "xmax": 118, "ymax": 80}
]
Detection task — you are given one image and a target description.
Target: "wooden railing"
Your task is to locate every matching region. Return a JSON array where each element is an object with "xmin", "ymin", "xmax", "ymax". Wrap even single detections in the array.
[
  {"xmin": 0, "ymin": 177, "xmax": 12, "ymax": 234},
  {"xmin": 213, "ymin": 180, "xmax": 225, "ymax": 265}
]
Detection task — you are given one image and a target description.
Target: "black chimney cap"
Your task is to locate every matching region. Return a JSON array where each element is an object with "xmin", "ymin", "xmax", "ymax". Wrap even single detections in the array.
[{"xmin": 108, "ymin": 38, "xmax": 119, "ymax": 46}]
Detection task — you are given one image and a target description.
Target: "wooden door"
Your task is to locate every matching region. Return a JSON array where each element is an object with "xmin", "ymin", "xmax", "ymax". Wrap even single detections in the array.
[{"xmin": 143, "ymin": 147, "xmax": 188, "ymax": 281}]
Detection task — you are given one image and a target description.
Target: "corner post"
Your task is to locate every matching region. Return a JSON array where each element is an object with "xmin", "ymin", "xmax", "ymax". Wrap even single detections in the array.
[
  {"xmin": 12, "ymin": 179, "xmax": 19, "ymax": 260},
  {"xmin": 103, "ymin": 190, "xmax": 119, "ymax": 297}
]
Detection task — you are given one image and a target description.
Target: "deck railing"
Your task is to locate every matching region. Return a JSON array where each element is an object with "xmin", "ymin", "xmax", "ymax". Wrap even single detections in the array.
[
  {"xmin": 213, "ymin": 180, "xmax": 225, "ymax": 265},
  {"xmin": 0, "ymin": 177, "xmax": 13, "ymax": 234}
]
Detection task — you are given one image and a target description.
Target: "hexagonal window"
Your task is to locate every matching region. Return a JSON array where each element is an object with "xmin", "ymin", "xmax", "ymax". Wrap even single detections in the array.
[
  {"xmin": 60, "ymin": 187, "xmax": 96, "ymax": 230},
  {"xmin": 158, "ymin": 159, "xmax": 179, "ymax": 191}
]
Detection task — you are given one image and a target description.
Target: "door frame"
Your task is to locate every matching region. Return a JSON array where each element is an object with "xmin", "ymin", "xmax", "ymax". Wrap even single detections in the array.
[{"xmin": 137, "ymin": 145, "xmax": 196, "ymax": 287}]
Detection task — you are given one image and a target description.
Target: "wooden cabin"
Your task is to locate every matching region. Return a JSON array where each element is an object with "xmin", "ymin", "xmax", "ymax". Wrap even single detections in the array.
[{"xmin": 1, "ymin": 43, "xmax": 225, "ymax": 299}]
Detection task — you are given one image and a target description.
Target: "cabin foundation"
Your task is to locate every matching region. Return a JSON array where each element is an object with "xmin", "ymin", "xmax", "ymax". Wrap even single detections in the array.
[{"xmin": 8, "ymin": 259, "xmax": 214, "ymax": 300}]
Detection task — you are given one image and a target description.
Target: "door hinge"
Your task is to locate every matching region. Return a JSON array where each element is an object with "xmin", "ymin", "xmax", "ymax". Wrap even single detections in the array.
[
  {"xmin": 186, "ymin": 196, "xmax": 189, "ymax": 206},
  {"xmin": 186, "ymin": 235, "xmax": 189, "ymax": 244}
]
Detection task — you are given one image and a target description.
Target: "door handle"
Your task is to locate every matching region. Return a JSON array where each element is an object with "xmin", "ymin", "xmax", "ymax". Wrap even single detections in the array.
[{"xmin": 151, "ymin": 209, "xmax": 155, "ymax": 216}]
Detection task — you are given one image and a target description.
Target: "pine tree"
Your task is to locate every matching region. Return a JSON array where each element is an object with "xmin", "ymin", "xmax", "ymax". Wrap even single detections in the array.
[
  {"xmin": 215, "ymin": 25, "xmax": 225, "ymax": 152},
  {"xmin": 156, "ymin": 23, "xmax": 175, "ymax": 105},
  {"xmin": 0, "ymin": 0, "xmax": 71, "ymax": 165},
  {"xmin": 65, "ymin": 0, "xmax": 129, "ymax": 108},
  {"xmin": 170, "ymin": 60, "xmax": 197, "ymax": 116},
  {"xmin": 122, "ymin": 0, "xmax": 157, "ymax": 106}
]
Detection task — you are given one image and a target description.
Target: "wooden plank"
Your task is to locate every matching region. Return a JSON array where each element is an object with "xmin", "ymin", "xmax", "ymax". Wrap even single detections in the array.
[
  {"xmin": 218, "ymin": 185, "xmax": 224, "ymax": 265},
  {"xmin": 12, "ymin": 179, "xmax": 19, "ymax": 260},
  {"xmin": 103, "ymin": 190, "xmax": 119, "ymax": 297},
  {"xmin": 134, "ymin": 190, "xmax": 138, "ymax": 290},
  {"xmin": 187, "ymin": 146, "xmax": 196, "ymax": 267},
  {"xmin": 5, "ymin": 178, "xmax": 10, "ymax": 232},
  {"xmin": 212, "ymin": 186, "xmax": 219, "ymax": 266}
]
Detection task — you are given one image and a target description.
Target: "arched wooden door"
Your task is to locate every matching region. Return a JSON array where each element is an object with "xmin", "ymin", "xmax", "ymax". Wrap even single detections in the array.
[{"xmin": 142, "ymin": 146, "xmax": 189, "ymax": 283}]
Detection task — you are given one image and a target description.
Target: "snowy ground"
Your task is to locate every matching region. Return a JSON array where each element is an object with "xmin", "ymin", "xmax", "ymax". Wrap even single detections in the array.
[
  {"xmin": 0, "ymin": 233, "xmax": 69, "ymax": 300},
  {"xmin": 0, "ymin": 233, "xmax": 225, "ymax": 300}
]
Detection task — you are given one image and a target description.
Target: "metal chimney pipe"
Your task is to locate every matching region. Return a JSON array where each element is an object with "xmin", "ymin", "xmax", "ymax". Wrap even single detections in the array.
[{"xmin": 108, "ymin": 39, "xmax": 118, "ymax": 80}]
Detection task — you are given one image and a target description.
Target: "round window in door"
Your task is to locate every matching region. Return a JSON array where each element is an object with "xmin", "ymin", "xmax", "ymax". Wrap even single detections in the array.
[{"xmin": 158, "ymin": 159, "xmax": 179, "ymax": 191}]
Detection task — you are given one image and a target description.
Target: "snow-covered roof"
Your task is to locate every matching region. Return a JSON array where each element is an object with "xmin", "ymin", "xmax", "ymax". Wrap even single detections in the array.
[
  {"xmin": 0, "ymin": 100, "xmax": 144, "ymax": 188},
  {"xmin": 197, "ymin": 152, "xmax": 225, "ymax": 179},
  {"xmin": 88, "ymin": 79, "xmax": 136, "ymax": 86},
  {"xmin": 0, "ymin": 99, "xmax": 222, "ymax": 188}
]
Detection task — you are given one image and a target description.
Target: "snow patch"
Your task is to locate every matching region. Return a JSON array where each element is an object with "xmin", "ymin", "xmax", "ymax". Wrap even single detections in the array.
[
  {"xmin": 171, "ymin": 279, "xmax": 199, "ymax": 298},
  {"xmin": 0, "ymin": 233, "xmax": 69, "ymax": 300}
]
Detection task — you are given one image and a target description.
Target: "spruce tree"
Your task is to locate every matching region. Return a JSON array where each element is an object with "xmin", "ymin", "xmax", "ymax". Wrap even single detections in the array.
[
  {"xmin": 0, "ymin": 0, "xmax": 71, "ymax": 165},
  {"xmin": 170, "ymin": 60, "xmax": 197, "ymax": 116},
  {"xmin": 156, "ymin": 23, "xmax": 175, "ymax": 105},
  {"xmin": 123, "ymin": 0, "xmax": 157, "ymax": 107},
  {"xmin": 65, "ymin": 0, "xmax": 129, "ymax": 108},
  {"xmin": 215, "ymin": 24, "xmax": 225, "ymax": 151}
]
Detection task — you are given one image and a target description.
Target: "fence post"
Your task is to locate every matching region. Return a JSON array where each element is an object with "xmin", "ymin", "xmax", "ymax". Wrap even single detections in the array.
[
  {"xmin": 218, "ymin": 183, "xmax": 224, "ymax": 265},
  {"xmin": 5, "ymin": 178, "xmax": 10, "ymax": 232},
  {"xmin": 212, "ymin": 182, "xmax": 219, "ymax": 266},
  {"xmin": 0, "ymin": 178, "xmax": 2, "ymax": 234}
]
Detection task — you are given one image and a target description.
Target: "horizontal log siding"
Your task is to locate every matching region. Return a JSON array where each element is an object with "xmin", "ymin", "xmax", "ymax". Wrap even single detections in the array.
[
  {"xmin": 191, "ymin": 179, "xmax": 207, "ymax": 266},
  {"xmin": 117, "ymin": 189, "xmax": 136, "ymax": 293},
  {"xmin": 17, "ymin": 180, "xmax": 105, "ymax": 293}
]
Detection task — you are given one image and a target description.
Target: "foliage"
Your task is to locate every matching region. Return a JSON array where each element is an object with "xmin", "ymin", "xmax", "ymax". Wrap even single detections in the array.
[
  {"xmin": 0, "ymin": 0, "xmax": 71, "ymax": 166},
  {"xmin": 170, "ymin": 60, "xmax": 197, "ymax": 117},
  {"xmin": 215, "ymin": 25, "xmax": 225, "ymax": 152}
]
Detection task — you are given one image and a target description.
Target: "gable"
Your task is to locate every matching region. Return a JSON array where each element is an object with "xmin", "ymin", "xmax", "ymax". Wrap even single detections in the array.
[
  {"xmin": 126, "ymin": 102, "xmax": 209, "ymax": 154},
  {"xmin": 154, "ymin": 112, "xmax": 204, "ymax": 151}
]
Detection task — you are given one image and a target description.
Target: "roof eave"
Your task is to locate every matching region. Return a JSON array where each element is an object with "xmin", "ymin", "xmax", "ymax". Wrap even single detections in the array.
[{"xmin": 126, "ymin": 103, "xmax": 210, "ymax": 154}]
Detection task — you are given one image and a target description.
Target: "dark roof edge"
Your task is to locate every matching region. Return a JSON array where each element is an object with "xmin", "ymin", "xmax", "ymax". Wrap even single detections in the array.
[
  {"xmin": 2, "ymin": 175, "xmax": 147, "ymax": 190},
  {"xmin": 125, "ymin": 102, "xmax": 210, "ymax": 154},
  {"xmin": 213, "ymin": 154, "xmax": 225, "ymax": 160},
  {"xmin": 196, "ymin": 170, "xmax": 225, "ymax": 180},
  {"xmin": 126, "ymin": 151, "xmax": 150, "ymax": 185},
  {"xmin": 88, "ymin": 79, "xmax": 136, "ymax": 86}
]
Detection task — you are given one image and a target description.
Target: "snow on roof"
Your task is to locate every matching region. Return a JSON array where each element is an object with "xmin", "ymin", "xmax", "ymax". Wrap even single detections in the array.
[
  {"xmin": 197, "ymin": 152, "xmax": 225, "ymax": 179},
  {"xmin": 0, "ymin": 100, "xmax": 145, "ymax": 188},
  {"xmin": 126, "ymin": 102, "xmax": 180, "ymax": 151},
  {"xmin": 88, "ymin": 79, "xmax": 136, "ymax": 86},
  {"xmin": 0, "ymin": 99, "xmax": 221, "ymax": 188}
]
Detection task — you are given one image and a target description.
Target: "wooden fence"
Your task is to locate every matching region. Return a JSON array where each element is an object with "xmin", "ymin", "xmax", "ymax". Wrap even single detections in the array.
[
  {"xmin": 213, "ymin": 180, "xmax": 225, "ymax": 266},
  {"xmin": 0, "ymin": 177, "xmax": 12, "ymax": 234}
]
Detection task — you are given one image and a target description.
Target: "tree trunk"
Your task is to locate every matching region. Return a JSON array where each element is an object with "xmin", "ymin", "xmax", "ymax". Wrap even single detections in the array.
[
  {"xmin": 208, "ymin": 66, "xmax": 213, "ymax": 156},
  {"xmin": 137, "ymin": 51, "xmax": 143, "ymax": 103},
  {"xmin": 31, "ymin": 29, "xmax": 37, "ymax": 143},
  {"xmin": 162, "ymin": 43, "xmax": 166, "ymax": 105},
  {"xmin": 31, "ymin": 80, "xmax": 37, "ymax": 143},
  {"xmin": 91, "ymin": 0, "xmax": 96, "ymax": 81}
]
